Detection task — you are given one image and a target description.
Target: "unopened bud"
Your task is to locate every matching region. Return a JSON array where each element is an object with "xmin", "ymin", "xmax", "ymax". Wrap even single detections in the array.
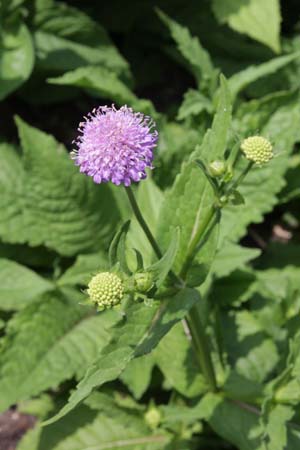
[
  {"xmin": 87, "ymin": 272, "xmax": 124, "ymax": 309},
  {"xmin": 133, "ymin": 272, "xmax": 154, "ymax": 293},
  {"xmin": 208, "ymin": 160, "xmax": 226, "ymax": 177},
  {"xmin": 241, "ymin": 136, "xmax": 273, "ymax": 164}
]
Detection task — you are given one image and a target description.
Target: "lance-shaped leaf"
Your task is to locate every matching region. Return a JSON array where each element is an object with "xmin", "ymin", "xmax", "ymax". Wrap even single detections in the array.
[
  {"xmin": 157, "ymin": 75, "xmax": 231, "ymax": 277},
  {"xmin": 43, "ymin": 287, "xmax": 200, "ymax": 425},
  {"xmin": 147, "ymin": 228, "xmax": 180, "ymax": 288},
  {"xmin": 109, "ymin": 220, "xmax": 131, "ymax": 273}
]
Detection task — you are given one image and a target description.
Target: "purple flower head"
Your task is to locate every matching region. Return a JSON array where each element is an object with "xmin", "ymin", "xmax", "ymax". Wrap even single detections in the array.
[{"xmin": 72, "ymin": 105, "xmax": 158, "ymax": 186}]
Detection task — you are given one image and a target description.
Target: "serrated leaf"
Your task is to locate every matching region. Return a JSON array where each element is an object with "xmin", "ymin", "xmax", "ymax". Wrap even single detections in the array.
[
  {"xmin": 48, "ymin": 66, "xmax": 136, "ymax": 105},
  {"xmin": 44, "ymin": 287, "xmax": 199, "ymax": 425},
  {"xmin": 212, "ymin": 242, "xmax": 261, "ymax": 278},
  {"xmin": 157, "ymin": 9, "xmax": 217, "ymax": 90},
  {"xmin": 0, "ymin": 291, "xmax": 118, "ymax": 412},
  {"xmin": 0, "ymin": 23, "xmax": 34, "ymax": 99},
  {"xmin": 228, "ymin": 53, "xmax": 300, "ymax": 101},
  {"xmin": 212, "ymin": 0, "xmax": 281, "ymax": 53},
  {"xmin": 157, "ymin": 75, "xmax": 231, "ymax": 275},
  {"xmin": 33, "ymin": 2, "xmax": 129, "ymax": 77},
  {"xmin": 177, "ymin": 89, "xmax": 213, "ymax": 120},
  {"xmin": 18, "ymin": 399, "xmax": 169, "ymax": 450},
  {"xmin": 15, "ymin": 117, "xmax": 120, "ymax": 256},
  {"xmin": 0, "ymin": 143, "xmax": 26, "ymax": 244},
  {"xmin": 0, "ymin": 258, "xmax": 53, "ymax": 310},
  {"xmin": 263, "ymin": 404, "xmax": 295, "ymax": 450}
]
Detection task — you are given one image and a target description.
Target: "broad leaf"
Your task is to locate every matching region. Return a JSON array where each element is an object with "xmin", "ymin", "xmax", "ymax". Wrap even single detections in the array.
[
  {"xmin": 0, "ymin": 23, "xmax": 34, "ymax": 100},
  {"xmin": 33, "ymin": 2, "xmax": 129, "ymax": 76},
  {"xmin": 157, "ymin": 9, "xmax": 217, "ymax": 91},
  {"xmin": 228, "ymin": 53, "xmax": 300, "ymax": 101},
  {"xmin": 177, "ymin": 89, "xmax": 213, "ymax": 120},
  {"xmin": 0, "ymin": 258, "xmax": 53, "ymax": 310},
  {"xmin": 15, "ymin": 117, "xmax": 120, "ymax": 255},
  {"xmin": 212, "ymin": 0, "xmax": 281, "ymax": 53},
  {"xmin": 154, "ymin": 322, "xmax": 206, "ymax": 397},
  {"xmin": 0, "ymin": 291, "xmax": 118, "ymax": 412},
  {"xmin": 58, "ymin": 252, "xmax": 108, "ymax": 286},
  {"xmin": 48, "ymin": 66, "xmax": 136, "ymax": 105},
  {"xmin": 18, "ymin": 395, "xmax": 169, "ymax": 450},
  {"xmin": 44, "ymin": 287, "xmax": 200, "ymax": 424}
]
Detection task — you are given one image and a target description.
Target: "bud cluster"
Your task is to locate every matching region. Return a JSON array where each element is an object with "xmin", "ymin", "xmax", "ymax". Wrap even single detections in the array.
[
  {"xmin": 87, "ymin": 272, "xmax": 124, "ymax": 309},
  {"xmin": 241, "ymin": 136, "xmax": 273, "ymax": 165}
]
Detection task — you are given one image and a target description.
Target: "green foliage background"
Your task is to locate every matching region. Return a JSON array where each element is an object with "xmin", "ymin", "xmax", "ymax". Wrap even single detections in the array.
[{"xmin": 1, "ymin": 0, "xmax": 300, "ymax": 449}]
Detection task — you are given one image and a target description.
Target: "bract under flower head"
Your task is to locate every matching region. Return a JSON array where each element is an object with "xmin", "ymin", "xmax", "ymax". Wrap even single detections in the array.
[{"xmin": 72, "ymin": 105, "xmax": 158, "ymax": 186}]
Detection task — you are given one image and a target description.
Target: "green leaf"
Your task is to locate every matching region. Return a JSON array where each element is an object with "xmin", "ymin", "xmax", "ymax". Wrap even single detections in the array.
[
  {"xmin": 0, "ymin": 143, "xmax": 26, "ymax": 244},
  {"xmin": 0, "ymin": 258, "xmax": 53, "ymax": 310},
  {"xmin": 157, "ymin": 9, "xmax": 217, "ymax": 90},
  {"xmin": 44, "ymin": 287, "xmax": 199, "ymax": 425},
  {"xmin": 58, "ymin": 252, "xmax": 108, "ymax": 286},
  {"xmin": 263, "ymin": 404, "xmax": 295, "ymax": 450},
  {"xmin": 48, "ymin": 66, "xmax": 136, "ymax": 105},
  {"xmin": 177, "ymin": 89, "xmax": 213, "ymax": 120},
  {"xmin": 228, "ymin": 53, "xmax": 300, "ymax": 101},
  {"xmin": 147, "ymin": 228, "xmax": 180, "ymax": 288},
  {"xmin": 121, "ymin": 354, "xmax": 155, "ymax": 399},
  {"xmin": 0, "ymin": 291, "xmax": 118, "ymax": 412},
  {"xmin": 15, "ymin": 117, "xmax": 120, "ymax": 256},
  {"xmin": 212, "ymin": 0, "xmax": 281, "ymax": 53},
  {"xmin": 0, "ymin": 23, "xmax": 34, "ymax": 100},
  {"xmin": 19, "ymin": 396, "xmax": 169, "ymax": 450},
  {"xmin": 154, "ymin": 322, "xmax": 206, "ymax": 397},
  {"xmin": 157, "ymin": 75, "xmax": 231, "ymax": 274},
  {"xmin": 208, "ymin": 398, "xmax": 263, "ymax": 450},
  {"xmin": 212, "ymin": 242, "xmax": 261, "ymax": 278},
  {"xmin": 33, "ymin": 2, "xmax": 129, "ymax": 76},
  {"xmin": 236, "ymin": 339, "xmax": 279, "ymax": 383}
]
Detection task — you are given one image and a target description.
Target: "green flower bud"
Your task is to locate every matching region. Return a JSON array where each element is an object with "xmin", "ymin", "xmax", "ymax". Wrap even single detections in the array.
[
  {"xmin": 87, "ymin": 272, "xmax": 124, "ymax": 309},
  {"xmin": 144, "ymin": 406, "xmax": 161, "ymax": 430},
  {"xmin": 208, "ymin": 160, "xmax": 226, "ymax": 177},
  {"xmin": 133, "ymin": 272, "xmax": 154, "ymax": 293},
  {"xmin": 241, "ymin": 136, "xmax": 273, "ymax": 164}
]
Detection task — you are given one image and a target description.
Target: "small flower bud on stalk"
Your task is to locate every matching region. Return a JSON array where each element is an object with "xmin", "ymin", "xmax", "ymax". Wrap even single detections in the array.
[
  {"xmin": 208, "ymin": 160, "xmax": 226, "ymax": 177},
  {"xmin": 241, "ymin": 136, "xmax": 273, "ymax": 165},
  {"xmin": 87, "ymin": 272, "xmax": 124, "ymax": 310},
  {"xmin": 144, "ymin": 406, "xmax": 161, "ymax": 430},
  {"xmin": 133, "ymin": 272, "xmax": 154, "ymax": 293}
]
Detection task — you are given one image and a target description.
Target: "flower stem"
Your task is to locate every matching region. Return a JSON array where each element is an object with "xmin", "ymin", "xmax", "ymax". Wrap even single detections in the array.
[
  {"xmin": 187, "ymin": 306, "xmax": 217, "ymax": 392},
  {"xmin": 125, "ymin": 186, "xmax": 163, "ymax": 259},
  {"xmin": 125, "ymin": 185, "xmax": 217, "ymax": 391}
]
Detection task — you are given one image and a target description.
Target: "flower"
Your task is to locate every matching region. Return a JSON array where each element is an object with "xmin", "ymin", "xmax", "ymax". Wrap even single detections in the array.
[
  {"xmin": 241, "ymin": 136, "xmax": 273, "ymax": 165},
  {"xmin": 87, "ymin": 272, "xmax": 124, "ymax": 310},
  {"xmin": 72, "ymin": 105, "xmax": 158, "ymax": 186}
]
